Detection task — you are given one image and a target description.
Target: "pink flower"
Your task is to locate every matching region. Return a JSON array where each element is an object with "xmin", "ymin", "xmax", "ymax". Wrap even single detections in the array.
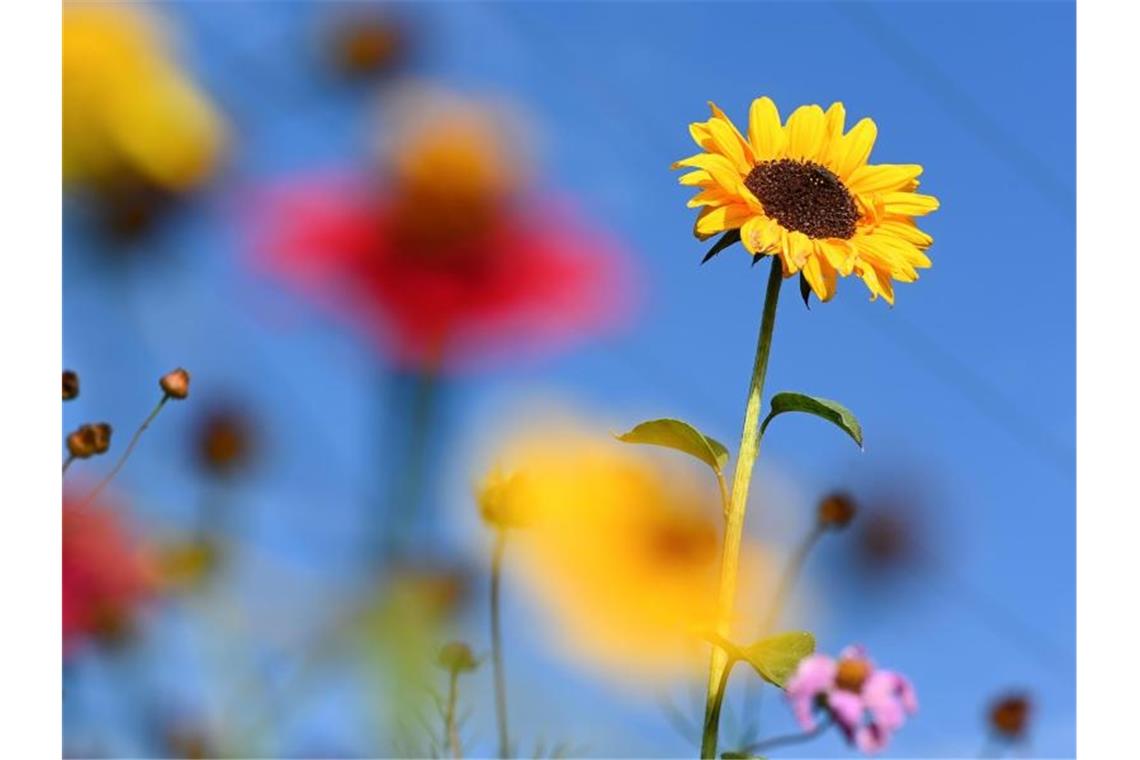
[{"xmin": 786, "ymin": 645, "xmax": 917, "ymax": 754}]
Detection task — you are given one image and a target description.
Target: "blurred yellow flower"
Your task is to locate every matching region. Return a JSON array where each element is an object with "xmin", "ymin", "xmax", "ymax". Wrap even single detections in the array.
[
  {"xmin": 492, "ymin": 427, "xmax": 770, "ymax": 679},
  {"xmin": 673, "ymin": 98, "xmax": 938, "ymax": 304},
  {"xmin": 63, "ymin": 4, "xmax": 225, "ymax": 193}
]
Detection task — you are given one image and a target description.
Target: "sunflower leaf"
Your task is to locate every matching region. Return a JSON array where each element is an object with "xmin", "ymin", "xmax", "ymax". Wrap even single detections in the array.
[
  {"xmin": 614, "ymin": 418, "xmax": 729, "ymax": 473},
  {"xmin": 760, "ymin": 392, "xmax": 863, "ymax": 449},
  {"xmin": 701, "ymin": 229, "xmax": 742, "ymax": 264},
  {"xmin": 799, "ymin": 274, "xmax": 813, "ymax": 310},
  {"xmin": 742, "ymin": 631, "xmax": 816, "ymax": 689}
]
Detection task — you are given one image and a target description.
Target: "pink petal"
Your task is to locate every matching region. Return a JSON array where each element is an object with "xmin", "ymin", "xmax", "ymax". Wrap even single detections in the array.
[
  {"xmin": 862, "ymin": 672, "xmax": 907, "ymax": 732},
  {"xmin": 827, "ymin": 689, "xmax": 866, "ymax": 733},
  {"xmin": 786, "ymin": 654, "xmax": 837, "ymax": 697},
  {"xmin": 854, "ymin": 723, "xmax": 891, "ymax": 754}
]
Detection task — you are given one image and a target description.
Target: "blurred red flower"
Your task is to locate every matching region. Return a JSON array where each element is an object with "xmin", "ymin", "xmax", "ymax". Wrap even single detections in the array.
[
  {"xmin": 251, "ymin": 88, "xmax": 633, "ymax": 371},
  {"xmin": 63, "ymin": 493, "xmax": 154, "ymax": 655}
]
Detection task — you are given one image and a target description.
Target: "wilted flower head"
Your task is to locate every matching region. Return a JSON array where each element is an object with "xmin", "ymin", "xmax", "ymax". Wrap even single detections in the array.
[
  {"xmin": 160, "ymin": 367, "xmax": 191, "ymax": 399},
  {"xmin": 63, "ymin": 492, "xmax": 155, "ymax": 654},
  {"xmin": 63, "ymin": 4, "xmax": 225, "ymax": 196},
  {"xmin": 253, "ymin": 86, "xmax": 632, "ymax": 371},
  {"xmin": 786, "ymin": 645, "xmax": 917, "ymax": 754},
  {"xmin": 673, "ymin": 97, "xmax": 938, "ymax": 304},
  {"xmin": 492, "ymin": 424, "xmax": 768, "ymax": 679}
]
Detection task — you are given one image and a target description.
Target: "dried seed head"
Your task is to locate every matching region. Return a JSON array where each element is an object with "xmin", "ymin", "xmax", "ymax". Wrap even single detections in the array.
[
  {"xmin": 333, "ymin": 16, "xmax": 406, "ymax": 78},
  {"xmin": 67, "ymin": 423, "xmax": 112, "ymax": 459},
  {"xmin": 437, "ymin": 641, "xmax": 478, "ymax": 673},
  {"xmin": 817, "ymin": 491, "xmax": 857, "ymax": 530},
  {"xmin": 90, "ymin": 423, "xmax": 113, "ymax": 455},
  {"xmin": 63, "ymin": 370, "xmax": 80, "ymax": 401},
  {"xmin": 989, "ymin": 693, "xmax": 1031, "ymax": 740},
  {"xmin": 160, "ymin": 368, "xmax": 191, "ymax": 400}
]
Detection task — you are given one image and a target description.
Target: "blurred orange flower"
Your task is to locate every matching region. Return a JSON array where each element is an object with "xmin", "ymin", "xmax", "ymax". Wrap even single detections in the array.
[
  {"xmin": 63, "ymin": 4, "xmax": 225, "ymax": 195},
  {"xmin": 253, "ymin": 88, "xmax": 631, "ymax": 371},
  {"xmin": 62, "ymin": 492, "xmax": 155, "ymax": 656}
]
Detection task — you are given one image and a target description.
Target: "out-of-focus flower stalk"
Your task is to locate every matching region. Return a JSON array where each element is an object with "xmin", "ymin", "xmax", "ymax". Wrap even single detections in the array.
[
  {"xmin": 489, "ymin": 529, "xmax": 510, "ymax": 759},
  {"xmin": 700, "ymin": 257, "xmax": 783, "ymax": 758}
]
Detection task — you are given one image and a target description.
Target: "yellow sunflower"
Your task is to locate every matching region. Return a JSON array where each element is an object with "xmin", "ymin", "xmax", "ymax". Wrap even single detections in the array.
[{"xmin": 673, "ymin": 98, "xmax": 939, "ymax": 304}]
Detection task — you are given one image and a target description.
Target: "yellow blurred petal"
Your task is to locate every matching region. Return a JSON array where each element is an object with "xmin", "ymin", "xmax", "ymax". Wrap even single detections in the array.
[
  {"xmin": 747, "ymin": 96, "xmax": 785, "ymax": 160},
  {"xmin": 783, "ymin": 104, "xmax": 827, "ymax": 162},
  {"xmin": 832, "ymin": 117, "xmax": 878, "ymax": 179}
]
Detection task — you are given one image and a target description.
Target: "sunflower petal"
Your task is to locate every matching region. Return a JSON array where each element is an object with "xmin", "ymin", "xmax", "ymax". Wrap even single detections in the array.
[
  {"xmin": 672, "ymin": 153, "xmax": 744, "ymax": 194},
  {"xmin": 880, "ymin": 191, "xmax": 940, "ymax": 216},
  {"xmin": 846, "ymin": 164, "xmax": 924, "ymax": 195},
  {"xmin": 748, "ymin": 96, "xmax": 785, "ymax": 160},
  {"xmin": 694, "ymin": 203, "xmax": 753, "ymax": 239},
  {"xmin": 832, "ymin": 117, "xmax": 878, "ymax": 179},
  {"xmin": 783, "ymin": 105, "xmax": 827, "ymax": 162}
]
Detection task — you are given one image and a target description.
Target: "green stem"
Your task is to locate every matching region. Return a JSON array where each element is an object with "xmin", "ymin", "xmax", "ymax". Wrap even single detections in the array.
[
  {"xmin": 490, "ymin": 531, "xmax": 510, "ymax": 759},
  {"xmin": 700, "ymin": 256, "xmax": 783, "ymax": 759},
  {"xmin": 83, "ymin": 394, "xmax": 169, "ymax": 508},
  {"xmin": 63, "ymin": 454, "xmax": 75, "ymax": 474},
  {"xmin": 445, "ymin": 670, "xmax": 461, "ymax": 759}
]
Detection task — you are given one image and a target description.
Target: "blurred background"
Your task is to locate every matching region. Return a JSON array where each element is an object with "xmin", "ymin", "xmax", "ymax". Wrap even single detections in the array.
[{"xmin": 62, "ymin": 1, "xmax": 1074, "ymax": 757}]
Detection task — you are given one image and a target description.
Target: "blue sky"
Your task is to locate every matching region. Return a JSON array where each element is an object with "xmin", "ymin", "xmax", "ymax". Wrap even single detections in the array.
[{"xmin": 64, "ymin": 2, "xmax": 1074, "ymax": 756}]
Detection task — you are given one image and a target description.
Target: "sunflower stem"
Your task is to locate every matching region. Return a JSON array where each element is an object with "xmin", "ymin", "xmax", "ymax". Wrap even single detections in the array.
[
  {"xmin": 490, "ymin": 530, "xmax": 511, "ymax": 759},
  {"xmin": 700, "ymin": 255, "xmax": 783, "ymax": 759}
]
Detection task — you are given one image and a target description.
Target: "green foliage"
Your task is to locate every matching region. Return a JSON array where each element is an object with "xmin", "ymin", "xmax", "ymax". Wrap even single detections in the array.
[
  {"xmin": 742, "ymin": 631, "xmax": 816, "ymax": 688},
  {"xmin": 615, "ymin": 418, "xmax": 730, "ymax": 473},
  {"xmin": 760, "ymin": 392, "xmax": 864, "ymax": 449}
]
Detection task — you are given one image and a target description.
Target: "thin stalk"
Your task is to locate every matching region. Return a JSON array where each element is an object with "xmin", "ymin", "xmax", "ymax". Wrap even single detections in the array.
[
  {"xmin": 700, "ymin": 256, "xmax": 784, "ymax": 759},
  {"xmin": 445, "ymin": 670, "xmax": 461, "ymax": 759},
  {"xmin": 84, "ymin": 395, "xmax": 169, "ymax": 507},
  {"xmin": 762, "ymin": 525, "xmax": 825, "ymax": 635},
  {"xmin": 490, "ymin": 530, "xmax": 510, "ymax": 759},
  {"xmin": 729, "ymin": 717, "xmax": 832, "ymax": 755},
  {"xmin": 63, "ymin": 454, "xmax": 75, "ymax": 474}
]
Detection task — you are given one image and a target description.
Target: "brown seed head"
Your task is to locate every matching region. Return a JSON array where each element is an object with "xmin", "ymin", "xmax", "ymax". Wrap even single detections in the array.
[
  {"xmin": 67, "ymin": 423, "xmax": 112, "ymax": 459},
  {"xmin": 334, "ymin": 17, "xmax": 406, "ymax": 77},
  {"xmin": 196, "ymin": 407, "xmax": 253, "ymax": 477},
  {"xmin": 835, "ymin": 657, "xmax": 872, "ymax": 693},
  {"xmin": 818, "ymin": 491, "xmax": 857, "ymax": 530},
  {"xmin": 160, "ymin": 368, "xmax": 191, "ymax": 400},
  {"xmin": 989, "ymin": 693, "xmax": 1031, "ymax": 740},
  {"xmin": 63, "ymin": 370, "xmax": 80, "ymax": 401}
]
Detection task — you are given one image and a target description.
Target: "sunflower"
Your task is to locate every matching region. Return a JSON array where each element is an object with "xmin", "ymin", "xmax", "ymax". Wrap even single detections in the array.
[{"xmin": 673, "ymin": 98, "xmax": 939, "ymax": 304}]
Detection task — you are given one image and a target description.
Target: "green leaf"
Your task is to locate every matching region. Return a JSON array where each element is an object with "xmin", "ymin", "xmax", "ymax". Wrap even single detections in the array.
[
  {"xmin": 614, "ymin": 418, "xmax": 729, "ymax": 472},
  {"xmin": 742, "ymin": 631, "xmax": 816, "ymax": 688},
  {"xmin": 760, "ymin": 392, "xmax": 864, "ymax": 449},
  {"xmin": 722, "ymin": 753, "xmax": 766, "ymax": 759},
  {"xmin": 798, "ymin": 273, "xmax": 812, "ymax": 310},
  {"xmin": 701, "ymin": 229, "xmax": 741, "ymax": 264}
]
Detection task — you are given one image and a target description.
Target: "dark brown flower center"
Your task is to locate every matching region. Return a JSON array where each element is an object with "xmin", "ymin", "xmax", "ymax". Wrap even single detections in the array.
[
  {"xmin": 835, "ymin": 658, "xmax": 871, "ymax": 692},
  {"xmin": 744, "ymin": 159, "xmax": 858, "ymax": 240}
]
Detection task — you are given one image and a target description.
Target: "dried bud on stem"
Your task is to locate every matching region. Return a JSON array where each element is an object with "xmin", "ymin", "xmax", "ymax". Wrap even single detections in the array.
[
  {"xmin": 817, "ymin": 492, "xmax": 857, "ymax": 530},
  {"xmin": 989, "ymin": 692, "xmax": 1031, "ymax": 741},
  {"xmin": 63, "ymin": 371, "xmax": 80, "ymax": 401},
  {"xmin": 437, "ymin": 641, "xmax": 479, "ymax": 674},
  {"xmin": 67, "ymin": 423, "xmax": 113, "ymax": 460},
  {"xmin": 160, "ymin": 368, "xmax": 191, "ymax": 400}
]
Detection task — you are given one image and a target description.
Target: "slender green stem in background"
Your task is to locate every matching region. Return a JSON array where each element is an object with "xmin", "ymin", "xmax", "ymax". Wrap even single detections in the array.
[
  {"xmin": 444, "ymin": 670, "xmax": 461, "ymax": 759},
  {"xmin": 490, "ymin": 530, "xmax": 510, "ymax": 759},
  {"xmin": 700, "ymin": 256, "xmax": 784, "ymax": 759},
  {"xmin": 63, "ymin": 454, "xmax": 75, "ymax": 474},
  {"xmin": 727, "ymin": 716, "xmax": 833, "ymax": 756},
  {"xmin": 762, "ymin": 525, "xmax": 825, "ymax": 635},
  {"xmin": 84, "ymin": 394, "xmax": 169, "ymax": 507}
]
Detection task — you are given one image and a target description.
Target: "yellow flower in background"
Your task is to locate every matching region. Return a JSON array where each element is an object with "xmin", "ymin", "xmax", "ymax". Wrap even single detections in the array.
[
  {"xmin": 492, "ymin": 427, "xmax": 771, "ymax": 679},
  {"xmin": 63, "ymin": 4, "xmax": 225, "ymax": 193},
  {"xmin": 673, "ymin": 98, "xmax": 939, "ymax": 304}
]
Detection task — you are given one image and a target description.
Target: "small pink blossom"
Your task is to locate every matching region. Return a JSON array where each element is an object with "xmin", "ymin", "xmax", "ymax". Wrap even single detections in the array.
[{"xmin": 785, "ymin": 645, "xmax": 917, "ymax": 754}]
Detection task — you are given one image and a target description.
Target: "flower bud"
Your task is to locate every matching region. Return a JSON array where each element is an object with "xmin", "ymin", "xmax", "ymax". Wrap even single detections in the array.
[
  {"xmin": 989, "ymin": 692, "xmax": 1031, "ymax": 740},
  {"xmin": 437, "ymin": 641, "xmax": 478, "ymax": 673},
  {"xmin": 817, "ymin": 492, "xmax": 857, "ymax": 530},
  {"xmin": 67, "ymin": 423, "xmax": 113, "ymax": 459},
  {"xmin": 160, "ymin": 368, "xmax": 191, "ymax": 399},
  {"xmin": 476, "ymin": 466, "xmax": 532, "ymax": 530},
  {"xmin": 63, "ymin": 370, "xmax": 79, "ymax": 401}
]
